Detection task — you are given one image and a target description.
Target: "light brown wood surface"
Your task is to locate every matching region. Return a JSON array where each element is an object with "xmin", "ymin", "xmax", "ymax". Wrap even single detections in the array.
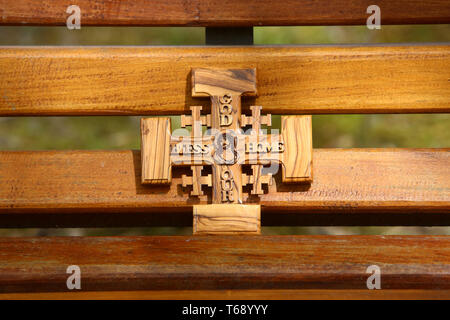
[
  {"xmin": 0, "ymin": 46, "xmax": 449, "ymax": 115},
  {"xmin": 0, "ymin": 236, "xmax": 448, "ymax": 293},
  {"xmin": 2, "ymin": 289, "xmax": 450, "ymax": 300},
  {"xmin": 1, "ymin": 0, "xmax": 449, "ymax": 26},
  {"xmin": 193, "ymin": 204, "xmax": 261, "ymax": 234},
  {"xmin": 0, "ymin": 149, "xmax": 448, "ymax": 227},
  {"xmin": 140, "ymin": 117, "xmax": 172, "ymax": 184}
]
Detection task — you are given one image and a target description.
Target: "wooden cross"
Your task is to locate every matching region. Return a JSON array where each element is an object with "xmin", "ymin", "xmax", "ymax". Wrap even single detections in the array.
[{"xmin": 141, "ymin": 68, "xmax": 312, "ymax": 234}]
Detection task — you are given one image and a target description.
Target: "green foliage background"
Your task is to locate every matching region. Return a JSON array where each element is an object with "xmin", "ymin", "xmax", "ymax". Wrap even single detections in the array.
[{"xmin": 0, "ymin": 25, "xmax": 449, "ymax": 235}]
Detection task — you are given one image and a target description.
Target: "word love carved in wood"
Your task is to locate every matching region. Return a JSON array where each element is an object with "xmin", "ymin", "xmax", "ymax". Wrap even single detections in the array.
[{"xmin": 141, "ymin": 69, "xmax": 312, "ymax": 234}]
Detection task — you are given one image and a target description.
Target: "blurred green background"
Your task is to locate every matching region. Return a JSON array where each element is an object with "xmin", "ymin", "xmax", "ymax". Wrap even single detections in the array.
[{"xmin": 0, "ymin": 25, "xmax": 449, "ymax": 236}]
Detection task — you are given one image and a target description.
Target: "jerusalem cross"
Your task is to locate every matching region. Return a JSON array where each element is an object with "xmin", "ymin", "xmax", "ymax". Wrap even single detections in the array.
[{"xmin": 141, "ymin": 68, "xmax": 312, "ymax": 234}]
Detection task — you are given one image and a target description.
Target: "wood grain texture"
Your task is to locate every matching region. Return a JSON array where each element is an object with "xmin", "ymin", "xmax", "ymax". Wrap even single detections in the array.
[
  {"xmin": 1, "ymin": 0, "xmax": 449, "ymax": 26},
  {"xmin": 0, "ymin": 149, "xmax": 448, "ymax": 227},
  {"xmin": 0, "ymin": 46, "xmax": 449, "ymax": 115},
  {"xmin": 0, "ymin": 236, "xmax": 449, "ymax": 293},
  {"xmin": 193, "ymin": 204, "xmax": 260, "ymax": 235},
  {"xmin": 281, "ymin": 116, "xmax": 313, "ymax": 183},
  {"xmin": 2, "ymin": 289, "xmax": 450, "ymax": 300},
  {"xmin": 140, "ymin": 117, "xmax": 172, "ymax": 184},
  {"xmin": 192, "ymin": 68, "xmax": 257, "ymax": 97}
]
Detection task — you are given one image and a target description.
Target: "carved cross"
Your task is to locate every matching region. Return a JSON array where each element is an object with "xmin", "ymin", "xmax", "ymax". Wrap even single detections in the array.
[{"xmin": 141, "ymin": 68, "xmax": 312, "ymax": 233}]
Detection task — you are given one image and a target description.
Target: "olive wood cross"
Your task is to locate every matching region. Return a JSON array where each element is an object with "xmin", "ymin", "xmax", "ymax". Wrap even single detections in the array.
[{"xmin": 141, "ymin": 68, "xmax": 312, "ymax": 207}]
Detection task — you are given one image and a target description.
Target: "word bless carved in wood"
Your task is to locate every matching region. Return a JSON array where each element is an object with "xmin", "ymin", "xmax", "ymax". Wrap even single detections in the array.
[{"xmin": 141, "ymin": 68, "xmax": 312, "ymax": 234}]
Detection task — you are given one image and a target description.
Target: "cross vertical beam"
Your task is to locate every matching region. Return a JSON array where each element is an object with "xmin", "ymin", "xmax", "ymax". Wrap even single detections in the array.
[{"xmin": 192, "ymin": 68, "xmax": 257, "ymax": 204}]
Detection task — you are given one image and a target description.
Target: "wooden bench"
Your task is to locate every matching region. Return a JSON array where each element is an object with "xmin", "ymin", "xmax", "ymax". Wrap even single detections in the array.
[{"xmin": 0, "ymin": 0, "xmax": 449, "ymax": 299}]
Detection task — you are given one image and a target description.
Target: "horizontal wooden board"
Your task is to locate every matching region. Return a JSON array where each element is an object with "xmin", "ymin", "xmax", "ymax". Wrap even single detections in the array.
[
  {"xmin": 2, "ymin": 289, "xmax": 450, "ymax": 300},
  {"xmin": 0, "ymin": 45, "xmax": 449, "ymax": 115},
  {"xmin": 0, "ymin": 149, "xmax": 448, "ymax": 227},
  {"xmin": 0, "ymin": 235, "xmax": 449, "ymax": 293},
  {"xmin": 1, "ymin": 0, "xmax": 449, "ymax": 26}
]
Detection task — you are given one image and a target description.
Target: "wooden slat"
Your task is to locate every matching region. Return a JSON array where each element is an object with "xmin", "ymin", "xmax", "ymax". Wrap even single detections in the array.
[
  {"xmin": 2, "ymin": 289, "xmax": 450, "ymax": 300},
  {"xmin": 1, "ymin": 0, "xmax": 449, "ymax": 26},
  {"xmin": 0, "ymin": 149, "xmax": 448, "ymax": 227},
  {"xmin": 0, "ymin": 45, "xmax": 449, "ymax": 115},
  {"xmin": 0, "ymin": 235, "xmax": 449, "ymax": 293}
]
